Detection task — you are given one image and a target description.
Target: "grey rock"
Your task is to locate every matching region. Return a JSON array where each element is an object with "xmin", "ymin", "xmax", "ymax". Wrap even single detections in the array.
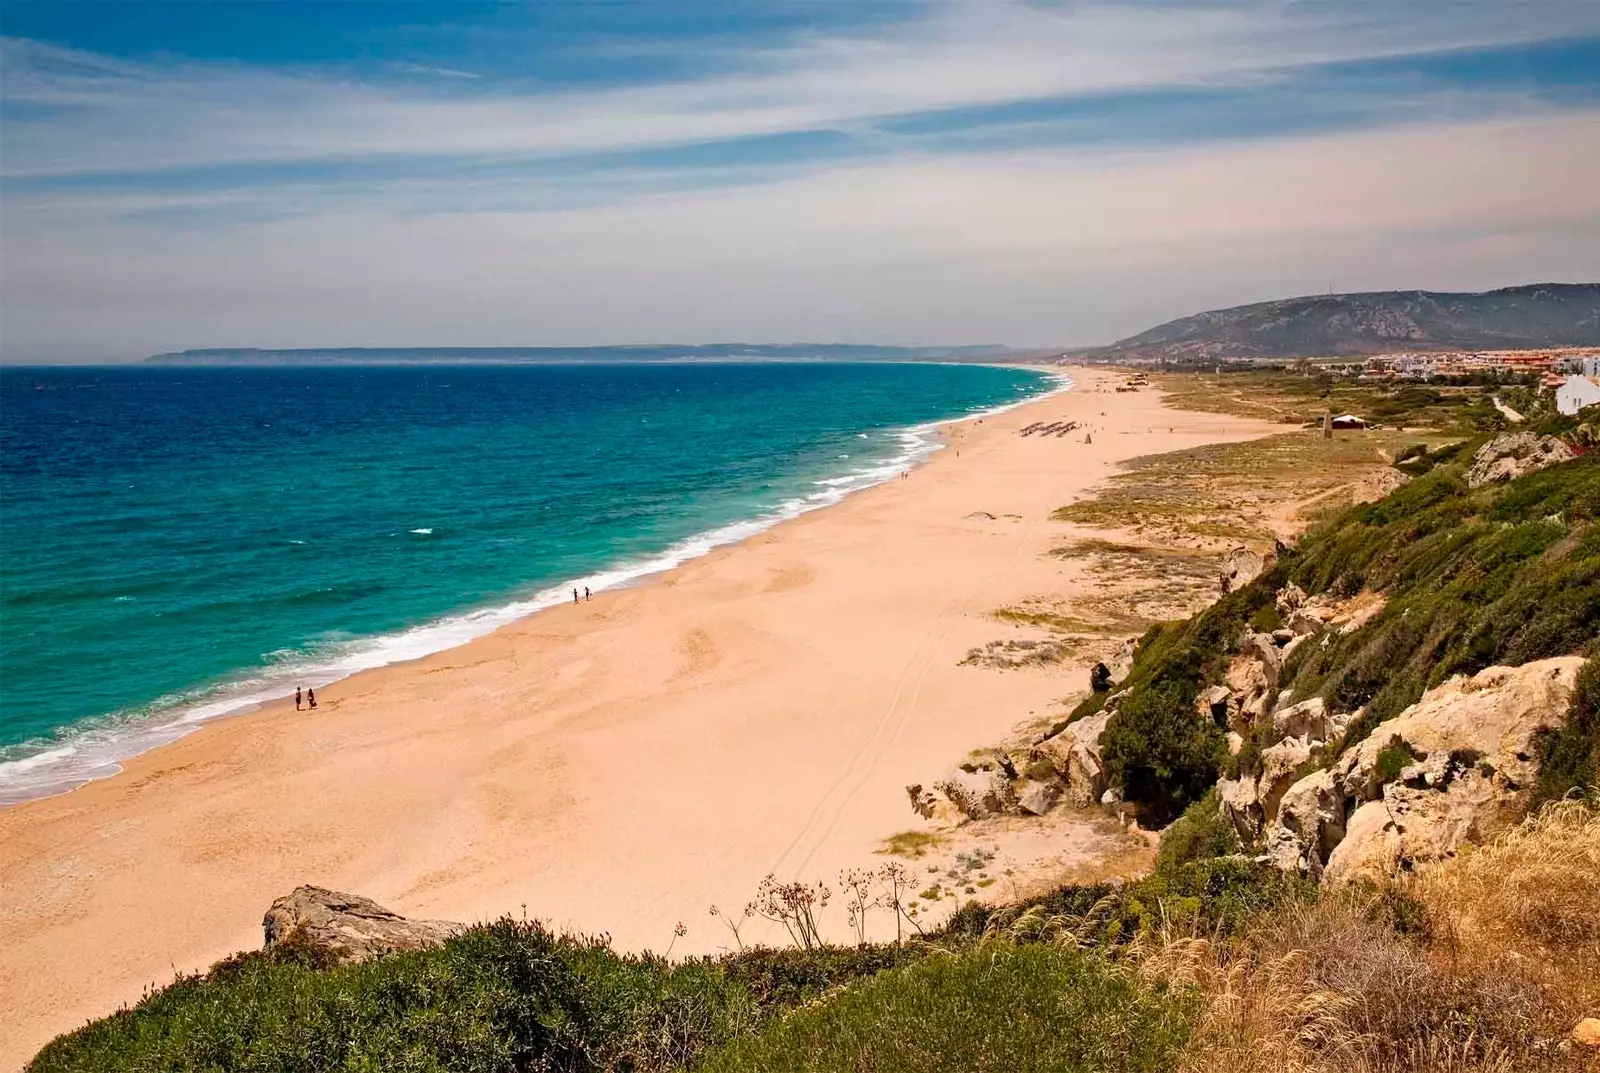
[{"xmin": 263, "ymin": 886, "xmax": 462, "ymax": 966}]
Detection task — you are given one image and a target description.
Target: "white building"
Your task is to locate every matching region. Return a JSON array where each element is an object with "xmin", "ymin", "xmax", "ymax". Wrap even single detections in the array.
[{"xmin": 1556, "ymin": 374, "xmax": 1600, "ymax": 416}]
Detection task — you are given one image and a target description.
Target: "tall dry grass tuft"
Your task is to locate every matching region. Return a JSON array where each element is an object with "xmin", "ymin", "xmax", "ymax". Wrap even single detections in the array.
[
  {"xmin": 1152, "ymin": 893, "xmax": 1582, "ymax": 1073},
  {"xmin": 1412, "ymin": 795, "xmax": 1600, "ymax": 1012},
  {"xmin": 1129, "ymin": 803, "xmax": 1600, "ymax": 1073}
]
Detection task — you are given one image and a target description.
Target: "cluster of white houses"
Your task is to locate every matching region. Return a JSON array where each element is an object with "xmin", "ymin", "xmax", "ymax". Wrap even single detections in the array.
[{"xmin": 1345, "ymin": 347, "xmax": 1600, "ymax": 417}]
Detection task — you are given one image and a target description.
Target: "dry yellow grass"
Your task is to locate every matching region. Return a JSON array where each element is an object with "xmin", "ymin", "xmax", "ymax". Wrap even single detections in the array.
[
  {"xmin": 1133, "ymin": 800, "xmax": 1600, "ymax": 1073},
  {"xmin": 1412, "ymin": 795, "xmax": 1600, "ymax": 1012}
]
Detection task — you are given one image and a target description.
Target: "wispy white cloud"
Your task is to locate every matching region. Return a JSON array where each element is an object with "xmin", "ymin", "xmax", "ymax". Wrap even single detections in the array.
[
  {"xmin": 3, "ymin": 0, "xmax": 1598, "ymax": 359},
  {"xmin": 5, "ymin": 0, "xmax": 1597, "ymax": 180},
  {"xmin": 7, "ymin": 110, "xmax": 1598, "ymax": 359}
]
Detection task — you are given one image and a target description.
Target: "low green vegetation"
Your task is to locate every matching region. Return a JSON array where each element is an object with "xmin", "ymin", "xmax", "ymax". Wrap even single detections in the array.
[
  {"xmin": 1052, "ymin": 429, "xmax": 1437, "ymax": 544},
  {"xmin": 32, "ymin": 920, "xmax": 760, "ymax": 1073},
  {"xmin": 1152, "ymin": 368, "xmax": 1520, "ymax": 430},
  {"xmin": 1071, "ymin": 437, "xmax": 1599, "ymax": 821},
  {"xmin": 1154, "ymin": 787, "xmax": 1242, "ymax": 874},
  {"xmin": 697, "ymin": 942, "xmax": 1197, "ymax": 1073},
  {"xmin": 877, "ymin": 830, "xmax": 945, "ymax": 858}
]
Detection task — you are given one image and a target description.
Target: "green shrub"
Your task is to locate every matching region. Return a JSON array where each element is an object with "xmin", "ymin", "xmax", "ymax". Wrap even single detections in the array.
[
  {"xmin": 1156, "ymin": 788, "xmax": 1243, "ymax": 873},
  {"xmin": 1533, "ymin": 657, "xmax": 1600, "ymax": 806},
  {"xmin": 1374, "ymin": 738, "xmax": 1420, "ymax": 784},
  {"xmin": 941, "ymin": 858, "xmax": 1310, "ymax": 947},
  {"xmin": 30, "ymin": 919, "xmax": 758, "ymax": 1073},
  {"xmin": 1101, "ymin": 681, "xmax": 1227, "ymax": 823},
  {"xmin": 694, "ymin": 942, "xmax": 1198, "ymax": 1073}
]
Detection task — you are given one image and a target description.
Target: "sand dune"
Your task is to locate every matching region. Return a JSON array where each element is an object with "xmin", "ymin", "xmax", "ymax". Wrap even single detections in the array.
[{"xmin": 0, "ymin": 368, "xmax": 1281, "ymax": 1066}]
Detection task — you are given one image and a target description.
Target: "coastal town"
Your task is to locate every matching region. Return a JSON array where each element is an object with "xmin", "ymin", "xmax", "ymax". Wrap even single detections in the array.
[{"xmin": 1103, "ymin": 346, "xmax": 1600, "ymax": 416}]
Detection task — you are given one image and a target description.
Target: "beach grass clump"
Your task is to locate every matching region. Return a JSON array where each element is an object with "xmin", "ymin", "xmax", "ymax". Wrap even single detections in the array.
[
  {"xmin": 876, "ymin": 829, "xmax": 946, "ymax": 858},
  {"xmin": 694, "ymin": 941, "xmax": 1199, "ymax": 1073}
]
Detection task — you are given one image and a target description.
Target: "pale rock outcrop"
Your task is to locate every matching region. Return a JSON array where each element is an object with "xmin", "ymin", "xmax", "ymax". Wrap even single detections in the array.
[
  {"xmin": 263, "ymin": 886, "xmax": 461, "ymax": 965},
  {"xmin": 1198, "ymin": 684, "xmax": 1233, "ymax": 726},
  {"xmin": 1241, "ymin": 632, "xmax": 1284, "ymax": 679},
  {"xmin": 1265, "ymin": 770, "xmax": 1345, "ymax": 879},
  {"xmin": 1275, "ymin": 582, "xmax": 1307, "ymax": 616},
  {"xmin": 1287, "ymin": 606, "xmax": 1331, "ymax": 636},
  {"xmin": 1333, "ymin": 657, "xmax": 1582, "ymax": 806},
  {"xmin": 1353, "ymin": 467, "xmax": 1410, "ymax": 505},
  {"xmin": 934, "ymin": 767, "xmax": 1011, "ymax": 820},
  {"xmin": 1323, "ymin": 800, "xmax": 1400, "ymax": 885},
  {"xmin": 1218, "ymin": 774, "xmax": 1263, "ymax": 841},
  {"xmin": 1220, "ymin": 546, "xmax": 1268, "ymax": 593},
  {"xmin": 1258, "ymin": 737, "xmax": 1312, "ymax": 819},
  {"xmin": 1017, "ymin": 780, "xmax": 1060, "ymax": 816},
  {"xmin": 1271, "ymin": 697, "xmax": 1330, "ymax": 743},
  {"xmin": 1265, "ymin": 657, "xmax": 1581, "ymax": 883},
  {"xmin": 1465, "ymin": 432, "xmax": 1576, "ymax": 489},
  {"xmin": 1039, "ymin": 709, "xmax": 1114, "ymax": 807}
]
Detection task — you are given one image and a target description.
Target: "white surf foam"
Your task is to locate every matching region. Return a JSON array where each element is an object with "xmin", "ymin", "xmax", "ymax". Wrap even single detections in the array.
[{"xmin": 0, "ymin": 369, "xmax": 1072, "ymax": 806}]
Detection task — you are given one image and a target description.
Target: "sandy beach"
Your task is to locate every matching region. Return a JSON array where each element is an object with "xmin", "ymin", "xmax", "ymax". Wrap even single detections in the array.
[{"xmin": 0, "ymin": 368, "xmax": 1281, "ymax": 1066}]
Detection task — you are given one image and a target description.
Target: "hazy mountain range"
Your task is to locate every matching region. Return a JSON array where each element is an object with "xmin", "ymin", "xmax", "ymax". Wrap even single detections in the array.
[
  {"xmin": 144, "ymin": 284, "xmax": 1600, "ymax": 366},
  {"xmin": 1085, "ymin": 283, "xmax": 1600, "ymax": 362}
]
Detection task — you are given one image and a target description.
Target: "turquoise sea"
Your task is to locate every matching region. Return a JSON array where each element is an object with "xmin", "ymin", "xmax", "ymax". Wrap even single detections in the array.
[{"xmin": 0, "ymin": 361, "xmax": 1057, "ymax": 802}]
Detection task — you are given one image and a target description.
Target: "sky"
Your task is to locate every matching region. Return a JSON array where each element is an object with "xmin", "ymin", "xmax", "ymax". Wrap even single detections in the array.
[{"xmin": 2, "ymin": 1, "xmax": 1599, "ymax": 362}]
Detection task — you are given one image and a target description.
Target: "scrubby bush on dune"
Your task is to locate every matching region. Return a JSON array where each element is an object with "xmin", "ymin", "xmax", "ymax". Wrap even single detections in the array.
[
  {"xmin": 695, "ymin": 941, "xmax": 1198, "ymax": 1073},
  {"xmin": 30, "ymin": 919, "xmax": 761, "ymax": 1073},
  {"xmin": 1101, "ymin": 682, "xmax": 1228, "ymax": 822}
]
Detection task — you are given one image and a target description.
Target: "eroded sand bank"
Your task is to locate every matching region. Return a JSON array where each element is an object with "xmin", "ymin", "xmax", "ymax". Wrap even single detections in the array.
[{"xmin": 0, "ymin": 368, "xmax": 1281, "ymax": 1065}]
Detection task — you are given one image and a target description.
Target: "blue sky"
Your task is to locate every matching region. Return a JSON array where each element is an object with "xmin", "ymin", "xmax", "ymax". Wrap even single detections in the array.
[{"xmin": 3, "ymin": 1, "xmax": 1599, "ymax": 360}]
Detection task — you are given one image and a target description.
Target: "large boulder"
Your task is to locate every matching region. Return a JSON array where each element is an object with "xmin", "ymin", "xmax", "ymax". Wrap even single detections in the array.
[
  {"xmin": 1218, "ymin": 774, "xmax": 1264, "ymax": 841},
  {"xmin": 1220, "ymin": 546, "xmax": 1268, "ymax": 593},
  {"xmin": 263, "ymin": 886, "xmax": 462, "ymax": 965},
  {"xmin": 1271, "ymin": 697, "xmax": 1331, "ymax": 743},
  {"xmin": 1258, "ymin": 737, "xmax": 1312, "ymax": 819},
  {"xmin": 1465, "ymin": 432, "xmax": 1575, "ymax": 488},
  {"xmin": 934, "ymin": 768, "xmax": 1010, "ymax": 820},
  {"xmin": 1039, "ymin": 709, "xmax": 1114, "ymax": 807}
]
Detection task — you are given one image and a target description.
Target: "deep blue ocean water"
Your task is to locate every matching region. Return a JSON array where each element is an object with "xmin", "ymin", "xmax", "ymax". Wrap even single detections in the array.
[{"xmin": 0, "ymin": 362, "xmax": 1055, "ymax": 801}]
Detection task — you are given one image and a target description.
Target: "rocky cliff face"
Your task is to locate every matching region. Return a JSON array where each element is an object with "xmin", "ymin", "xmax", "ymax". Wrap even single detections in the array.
[
  {"xmin": 1217, "ymin": 652, "xmax": 1582, "ymax": 885},
  {"xmin": 1464, "ymin": 432, "xmax": 1577, "ymax": 488}
]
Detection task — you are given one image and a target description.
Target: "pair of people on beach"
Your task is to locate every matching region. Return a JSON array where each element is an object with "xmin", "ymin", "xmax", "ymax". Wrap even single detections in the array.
[
  {"xmin": 573, "ymin": 586, "xmax": 591, "ymax": 604},
  {"xmin": 294, "ymin": 687, "xmax": 317, "ymax": 711}
]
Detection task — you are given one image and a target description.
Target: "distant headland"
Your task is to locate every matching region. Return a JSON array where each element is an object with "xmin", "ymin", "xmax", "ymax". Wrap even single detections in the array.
[{"xmin": 144, "ymin": 344, "xmax": 1033, "ymax": 365}]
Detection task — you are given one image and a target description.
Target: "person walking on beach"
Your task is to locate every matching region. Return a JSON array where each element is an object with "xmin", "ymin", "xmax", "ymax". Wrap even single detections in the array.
[
  {"xmin": 295, "ymin": 687, "xmax": 303, "ymax": 711},
  {"xmin": 307, "ymin": 688, "xmax": 317, "ymax": 710},
  {"xmin": 573, "ymin": 587, "xmax": 579, "ymax": 604},
  {"xmin": 584, "ymin": 586, "xmax": 591, "ymax": 601}
]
